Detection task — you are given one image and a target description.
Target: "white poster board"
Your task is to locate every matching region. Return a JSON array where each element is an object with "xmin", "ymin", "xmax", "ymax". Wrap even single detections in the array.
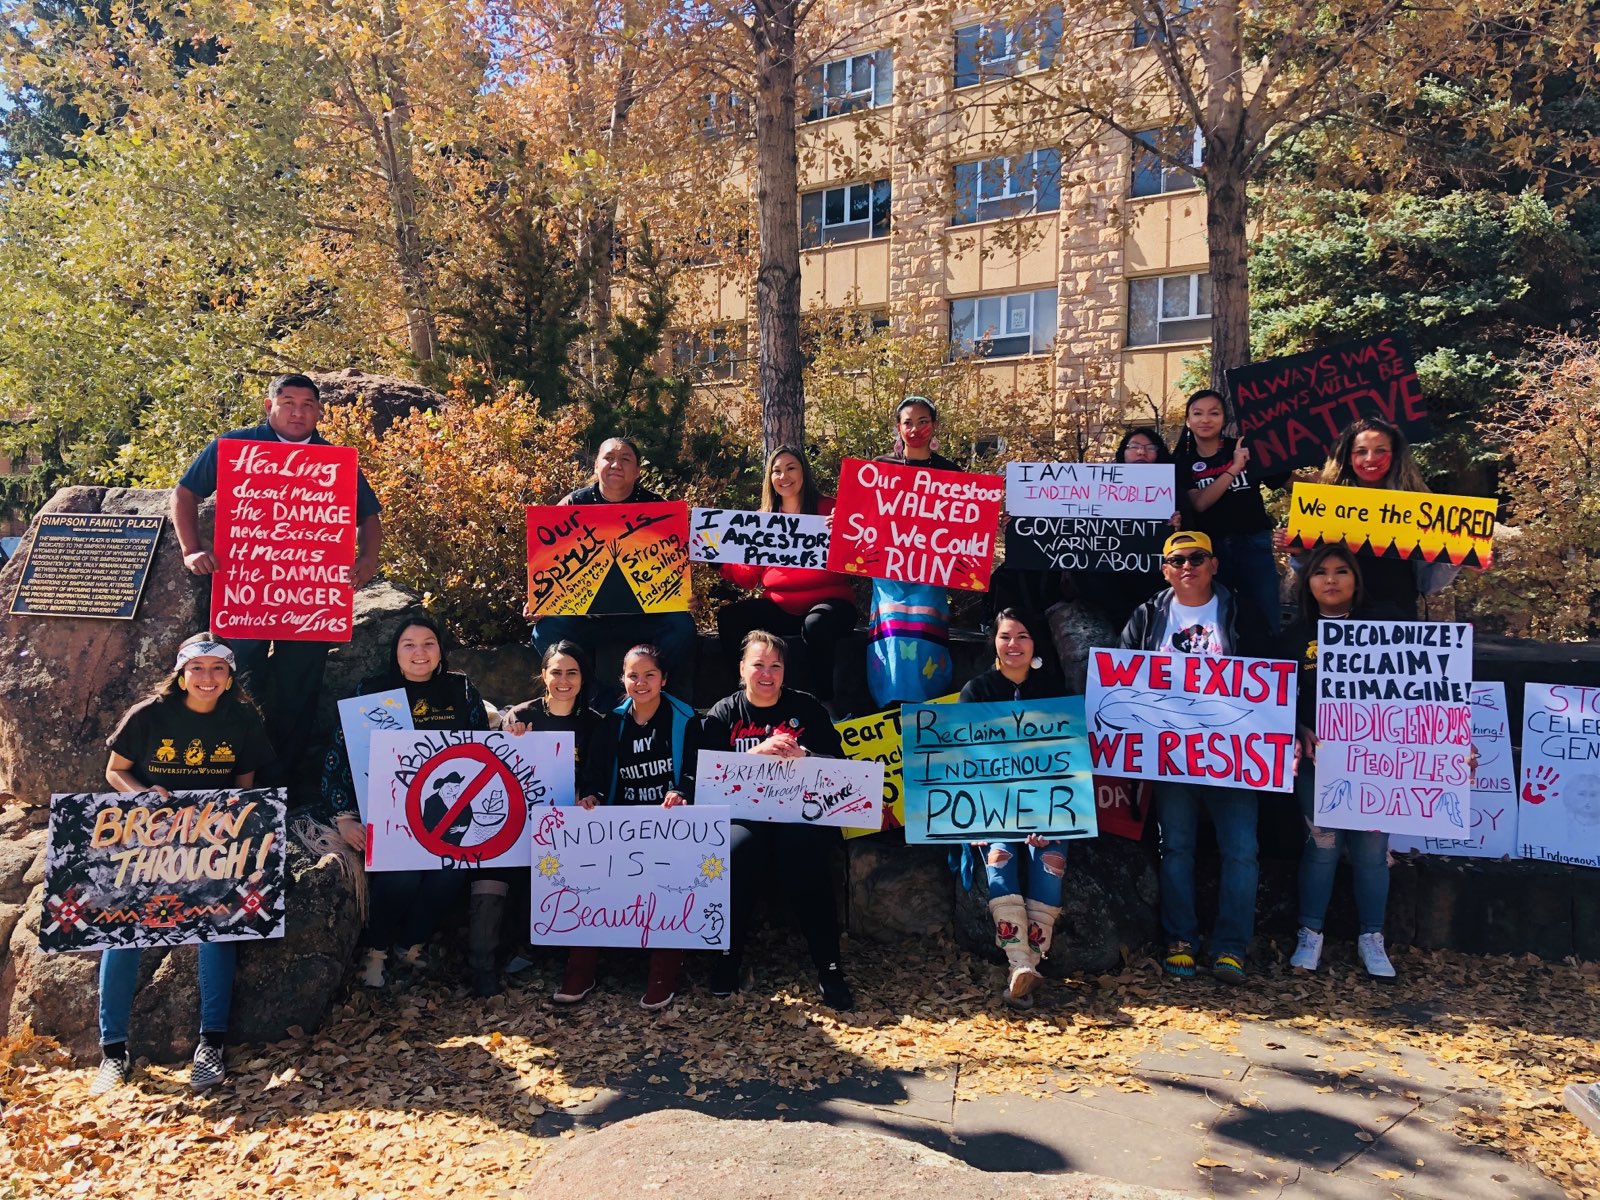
[
  {"xmin": 1392, "ymin": 682, "xmax": 1518, "ymax": 859},
  {"xmin": 1518, "ymin": 683, "xmax": 1600, "ymax": 868},
  {"xmin": 688, "ymin": 508, "xmax": 831, "ymax": 568},
  {"xmin": 337, "ymin": 688, "xmax": 413, "ymax": 820},
  {"xmin": 1005, "ymin": 462, "xmax": 1176, "ymax": 520},
  {"xmin": 694, "ymin": 751, "xmax": 884, "ymax": 827}
]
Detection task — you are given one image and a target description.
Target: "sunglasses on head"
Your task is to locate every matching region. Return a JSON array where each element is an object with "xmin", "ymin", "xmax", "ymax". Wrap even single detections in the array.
[{"xmin": 1163, "ymin": 551, "xmax": 1212, "ymax": 568}]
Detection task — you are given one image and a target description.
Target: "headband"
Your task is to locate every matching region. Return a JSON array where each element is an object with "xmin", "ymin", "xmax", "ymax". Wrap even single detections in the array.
[{"xmin": 175, "ymin": 641, "xmax": 236, "ymax": 672}]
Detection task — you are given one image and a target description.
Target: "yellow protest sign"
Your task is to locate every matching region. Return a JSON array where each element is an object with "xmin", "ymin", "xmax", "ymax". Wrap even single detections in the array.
[
  {"xmin": 1285, "ymin": 483, "xmax": 1496, "ymax": 569},
  {"xmin": 838, "ymin": 694, "xmax": 957, "ymax": 840}
]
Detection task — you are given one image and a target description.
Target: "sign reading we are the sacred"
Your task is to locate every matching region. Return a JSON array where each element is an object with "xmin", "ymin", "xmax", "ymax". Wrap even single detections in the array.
[
  {"xmin": 1286, "ymin": 483, "xmax": 1497, "ymax": 570},
  {"xmin": 526, "ymin": 503, "xmax": 690, "ymax": 617},
  {"xmin": 827, "ymin": 457, "xmax": 1003, "ymax": 591},
  {"xmin": 689, "ymin": 508, "xmax": 831, "ymax": 569}
]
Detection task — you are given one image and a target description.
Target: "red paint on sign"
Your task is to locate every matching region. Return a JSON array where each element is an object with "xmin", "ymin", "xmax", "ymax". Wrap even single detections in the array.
[{"xmin": 403, "ymin": 743, "xmax": 526, "ymax": 863}]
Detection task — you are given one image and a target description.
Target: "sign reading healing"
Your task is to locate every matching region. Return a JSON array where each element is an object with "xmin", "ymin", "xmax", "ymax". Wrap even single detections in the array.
[
  {"xmin": 1517, "ymin": 683, "xmax": 1600, "ymax": 869},
  {"xmin": 211, "ymin": 440, "xmax": 358, "ymax": 641},
  {"xmin": 1392, "ymin": 682, "xmax": 1517, "ymax": 860},
  {"xmin": 1004, "ymin": 516, "xmax": 1167, "ymax": 574},
  {"xmin": 1312, "ymin": 620, "xmax": 1473, "ymax": 838},
  {"xmin": 1004, "ymin": 462, "xmax": 1175, "ymax": 520},
  {"xmin": 1227, "ymin": 333, "xmax": 1429, "ymax": 474},
  {"xmin": 1085, "ymin": 649, "xmax": 1298, "ymax": 792},
  {"xmin": 901, "ymin": 696, "xmax": 1096, "ymax": 843},
  {"xmin": 10, "ymin": 514, "xmax": 164, "ymax": 620},
  {"xmin": 528, "ymin": 805, "xmax": 731, "ymax": 950},
  {"xmin": 39, "ymin": 787, "xmax": 287, "ymax": 953},
  {"xmin": 695, "ymin": 751, "xmax": 883, "ymax": 828},
  {"xmin": 1287, "ymin": 482, "xmax": 1496, "ymax": 569},
  {"xmin": 828, "ymin": 457, "xmax": 1003, "ymax": 591},
  {"xmin": 688, "ymin": 508, "xmax": 831, "ymax": 569},
  {"xmin": 526, "ymin": 502, "xmax": 690, "ymax": 616}
]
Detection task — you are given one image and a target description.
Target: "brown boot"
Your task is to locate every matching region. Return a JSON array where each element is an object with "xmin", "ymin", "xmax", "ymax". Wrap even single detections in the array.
[
  {"xmin": 641, "ymin": 949, "xmax": 683, "ymax": 1010},
  {"xmin": 553, "ymin": 947, "xmax": 600, "ymax": 1004},
  {"xmin": 989, "ymin": 895, "xmax": 1038, "ymax": 1008}
]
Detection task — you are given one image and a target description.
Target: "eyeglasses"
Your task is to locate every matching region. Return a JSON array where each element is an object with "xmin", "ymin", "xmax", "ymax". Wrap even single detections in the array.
[{"xmin": 1163, "ymin": 552, "xmax": 1212, "ymax": 568}]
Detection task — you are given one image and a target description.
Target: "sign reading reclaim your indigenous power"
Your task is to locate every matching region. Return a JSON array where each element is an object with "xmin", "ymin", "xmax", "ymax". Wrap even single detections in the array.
[
  {"xmin": 1286, "ymin": 483, "xmax": 1497, "ymax": 569},
  {"xmin": 526, "ymin": 503, "xmax": 691, "ymax": 616},
  {"xmin": 828, "ymin": 457, "xmax": 1003, "ymax": 591}
]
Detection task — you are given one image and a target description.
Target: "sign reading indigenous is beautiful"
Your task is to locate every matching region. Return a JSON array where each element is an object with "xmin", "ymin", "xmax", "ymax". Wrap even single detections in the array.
[
  {"xmin": 336, "ymin": 689, "xmax": 413, "ymax": 822},
  {"xmin": 1004, "ymin": 462, "xmax": 1176, "ymax": 521},
  {"xmin": 1004, "ymin": 516, "xmax": 1168, "ymax": 574},
  {"xmin": 527, "ymin": 805, "xmax": 731, "ymax": 950},
  {"xmin": 1286, "ymin": 483, "xmax": 1497, "ymax": 569},
  {"xmin": 1517, "ymin": 683, "xmax": 1600, "ymax": 868},
  {"xmin": 525, "ymin": 503, "xmax": 691, "ymax": 617},
  {"xmin": 688, "ymin": 508, "xmax": 831, "ymax": 569},
  {"xmin": 365, "ymin": 730, "xmax": 574, "ymax": 871},
  {"xmin": 39, "ymin": 788, "xmax": 287, "ymax": 953},
  {"xmin": 1313, "ymin": 621, "xmax": 1474, "ymax": 838},
  {"xmin": 211, "ymin": 441, "xmax": 358, "ymax": 641},
  {"xmin": 1085, "ymin": 649, "xmax": 1298, "ymax": 792},
  {"xmin": 901, "ymin": 696, "xmax": 1096, "ymax": 843},
  {"xmin": 827, "ymin": 457, "xmax": 1003, "ymax": 591},
  {"xmin": 1392, "ymin": 682, "xmax": 1518, "ymax": 860},
  {"xmin": 695, "ymin": 751, "xmax": 883, "ymax": 828}
]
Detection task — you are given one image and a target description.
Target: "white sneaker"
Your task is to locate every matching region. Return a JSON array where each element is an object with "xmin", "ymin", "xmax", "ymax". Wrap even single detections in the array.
[
  {"xmin": 1358, "ymin": 932, "xmax": 1396, "ymax": 979},
  {"xmin": 1290, "ymin": 927, "xmax": 1324, "ymax": 971},
  {"xmin": 359, "ymin": 948, "xmax": 387, "ymax": 988}
]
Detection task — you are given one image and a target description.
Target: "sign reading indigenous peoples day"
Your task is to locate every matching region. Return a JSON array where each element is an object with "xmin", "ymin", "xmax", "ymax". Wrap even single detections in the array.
[
  {"xmin": 1085, "ymin": 649, "xmax": 1298, "ymax": 792},
  {"xmin": 827, "ymin": 457, "xmax": 1003, "ymax": 591},
  {"xmin": 695, "ymin": 751, "xmax": 883, "ymax": 828},
  {"xmin": 211, "ymin": 441, "xmax": 359, "ymax": 641},
  {"xmin": 525, "ymin": 502, "xmax": 691, "ymax": 617},
  {"xmin": 528, "ymin": 805, "xmax": 731, "ymax": 951},
  {"xmin": 901, "ymin": 696, "xmax": 1096, "ymax": 843},
  {"xmin": 1518, "ymin": 683, "xmax": 1600, "ymax": 868},
  {"xmin": 39, "ymin": 788, "xmax": 287, "ymax": 953},
  {"xmin": 1393, "ymin": 683, "xmax": 1518, "ymax": 860},
  {"xmin": 365, "ymin": 730, "xmax": 574, "ymax": 871},
  {"xmin": 1094, "ymin": 776, "xmax": 1154, "ymax": 842},
  {"xmin": 1004, "ymin": 462, "xmax": 1176, "ymax": 520},
  {"xmin": 1287, "ymin": 483, "xmax": 1497, "ymax": 570},
  {"xmin": 337, "ymin": 689, "xmax": 414, "ymax": 821},
  {"xmin": 1313, "ymin": 621, "xmax": 1474, "ymax": 838},
  {"xmin": 1226, "ymin": 333, "xmax": 1429, "ymax": 474},
  {"xmin": 688, "ymin": 508, "xmax": 831, "ymax": 569}
]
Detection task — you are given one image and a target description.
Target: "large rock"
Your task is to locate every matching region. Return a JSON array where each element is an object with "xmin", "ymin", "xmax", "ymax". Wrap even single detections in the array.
[
  {"xmin": 846, "ymin": 836, "xmax": 955, "ymax": 942},
  {"xmin": 310, "ymin": 369, "xmax": 444, "ymax": 436},
  {"xmin": 1045, "ymin": 599, "xmax": 1119, "ymax": 694},
  {"xmin": 316, "ymin": 579, "xmax": 426, "ymax": 735},
  {"xmin": 451, "ymin": 643, "xmax": 542, "ymax": 710}
]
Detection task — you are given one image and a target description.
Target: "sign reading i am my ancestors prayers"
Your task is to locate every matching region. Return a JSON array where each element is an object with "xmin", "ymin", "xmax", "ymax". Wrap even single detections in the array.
[
  {"xmin": 1518, "ymin": 683, "xmax": 1600, "ymax": 868},
  {"xmin": 336, "ymin": 689, "xmax": 414, "ymax": 822},
  {"xmin": 39, "ymin": 788, "xmax": 287, "ymax": 953},
  {"xmin": 694, "ymin": 751, "xmax": 884, "ymax": 828},
  {"xmin": 1312, "ymin": 620, "xmax": 1474, "ymax": 838},
  {"xmin": 1392, "ymin": 682, "xmax": 1518, "ymax": 860},
  {"xmin": 211, "ymin": 440, "xmax": 359, "ymax": 641},
  {"xmin": 827, "ymin": 457, "xmax": 1004, "ymax": 591},
  {"xmin": 901, "ymin": 696, "xmax": 1097, "ymax": 844},
  {"xmin": 526, "ymin": 503, "xmax": 691, "ymax": 616},
  {"xmin": 364, "ymin": 730, "xmax": 575, "ymax": 871},
  {"xmin": 10, "ymin": 514, "xmax": 164, "ymax": 620},
  {"xmin": 1286, "ymin": 483, "xmax": 1497, "ymax": 569},
  {"xmin": 688, "ymin": 508, "xmax": 831, "ymax": 569}
]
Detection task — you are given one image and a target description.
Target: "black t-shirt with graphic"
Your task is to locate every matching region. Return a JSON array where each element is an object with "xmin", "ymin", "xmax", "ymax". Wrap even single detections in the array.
[
  {"xmin": 701, "ymin": 689, "xmax": 844, "ymax": 758},
  {"xmin": 107, "ymin": 696, "xmax": 274, "ymax": 789},
  {"xmin": 611, "ymin": 704, "xmax": 682, "ymax": 806},
  {"xmin": 1175, "ymin": 438, "xmax": 1288, "ymax": 537},
  {"xmin": 388, "ymin": 671, "xmax": 489, "ymax": 732}
]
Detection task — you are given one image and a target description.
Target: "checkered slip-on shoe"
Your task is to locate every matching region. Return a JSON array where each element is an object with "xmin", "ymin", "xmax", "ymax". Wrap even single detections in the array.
[
  {"xmin": 89, "ymin": 1055, "xmax": 130, "ymax": 1097},
  {"xmin": 190, "ymin": 1041, "xmax": 226, "ymax": 1093}
]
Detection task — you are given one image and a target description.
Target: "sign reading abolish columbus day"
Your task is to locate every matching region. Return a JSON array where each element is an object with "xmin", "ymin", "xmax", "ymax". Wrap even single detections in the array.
[
  {"xmin": 1085, "ymin": 649, "xmax": 1298, "ymax": 792},
  {"xmin": 695, "ymin": 751, "xmax": 883, "ymax": 828},
  {"xmin": 526, "ymin": 503, "xmax": 691, "ymax": 617},
  {"xmin": 828, "ymin": 457, "xmax": 1003, "ymax": 591},
  {"xmin": 1003, "ymin": 462, "xmax": 1173, "ymax": 574},
  {"xmin": 40, "ymin": 788, "xmax": 287, "ymax": 953},
  {"xmin": 1287, "ymin": 483, "xmax": 1497, "ymax": 569},
  {"xmin": 1313, "ymin": 621, "xmax": 1474, "ymax": 839},
  {"xmin": 212, "ymin": 441, "xmax": 358, "ymax": 641},
  {"xmin": 688, "ymin": 508, "xmax": 831, "ymax": 569},
  {"xmin": 1518, "ymin": 683, "xmax": 1600, "ymax": 868},
  {"xmin": 1393, "ymin": 682, "xmax": 1518, "ymax": 860}
]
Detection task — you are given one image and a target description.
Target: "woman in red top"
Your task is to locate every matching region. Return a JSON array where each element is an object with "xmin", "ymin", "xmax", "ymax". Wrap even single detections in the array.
[{"xmin": 716, "ymin": 445, "xmax": 858, "ymax": 703}]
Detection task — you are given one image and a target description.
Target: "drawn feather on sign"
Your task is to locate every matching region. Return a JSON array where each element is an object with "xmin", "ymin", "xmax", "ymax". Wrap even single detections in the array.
[{"xmin": 1093, "ymin": 688, "xmax": 1251, "ymax": 732}]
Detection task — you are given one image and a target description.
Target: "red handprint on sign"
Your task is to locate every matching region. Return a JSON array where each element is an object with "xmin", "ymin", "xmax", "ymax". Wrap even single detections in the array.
[{"xmin": 1522, "ymin": 764, "xmax": 1560, "ymax": 806}]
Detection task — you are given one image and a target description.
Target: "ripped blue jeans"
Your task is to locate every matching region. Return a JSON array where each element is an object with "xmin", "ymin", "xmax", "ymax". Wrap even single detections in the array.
[{"xmin": 984, "ymin": 841, "xmax": 1066, "ymax": 906}]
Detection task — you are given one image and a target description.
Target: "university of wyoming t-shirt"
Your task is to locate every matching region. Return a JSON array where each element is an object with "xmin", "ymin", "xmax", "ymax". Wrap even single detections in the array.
[{"xmin": 107, "ymin": 697, "xmax": 274, "ymax": 789}]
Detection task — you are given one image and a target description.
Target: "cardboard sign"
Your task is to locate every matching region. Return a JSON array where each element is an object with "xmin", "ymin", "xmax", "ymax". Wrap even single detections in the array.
[
  {"xmin": 1085, "ymin": 649, "xmax": 1298, "ymax": 792},
  {"xmin": 1518, "ymin": 683, "xmax": 1600, "ymax": 868},
  {"xmin": 1287, "ymin": 483, "xmax": 1496, "ymax": 569},
  {"xmin": 1227, "ymin": 334, "xmax": 1429, "ymax": 474},
  {"xmin": 525, "ymin": 502, "xmax": 690, "ymax": 617},
  {"xmin": 827, "ymin": 457, "xmax": 1003, "ymax": 591},
  {"xmin": 1004, "ymin": 516, "xmax": 1167, "ymax": 574},
  {"xmin": 39, "ymin": 788, "xmax": 287, "ymax": 953},
  {"xmin": 211, "ymin": 440, "xmax": 358, "ymax": 641},
  {"xmin": 528, "ymin": 805, "xmax": 731, "ymax": 950},
  {"xmin": 337, "ymin": 689, "xmax": 414, "ymax": 820},
  {"xmin": 1005, "ymin": 462, "xmax": 1175, "ymax": 521},
  {"xmin": 366, "ymin": 730, "xmax": 574, "ymax": 870},
  {"xmin": 1312, "ymin": 620, "xmax": 1473, "ymax": 837},
  {"xmin": 10, "ymin": 514, "xmax": 163, "ymax": 620},
  {"xmin": 1094, "ymin": 776, "xmax": 1153, "ymax": 841},
  {"xmin": 689, "ymin": 508, "xmax": 831, "ymax": 568},
  {"xmin": 901, "ymin": 696, "xmax": 1096, "ymax": 843},
  {"xmin": 695, "ymin": 751, "xmax": 883, "ymax": 828},
  {"xmin": 1392, "ymin": 682, "xmax": 1517, "ymax": 859}
]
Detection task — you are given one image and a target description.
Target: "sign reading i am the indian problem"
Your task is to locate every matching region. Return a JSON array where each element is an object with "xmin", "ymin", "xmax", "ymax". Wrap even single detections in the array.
[
  {"xmin": 827, "ymin": 457, "xmax": 1003, "ymax": 591},
  {"xmin": 1004, "ymin": 462, "xmax": 1176, "ymax": 520}
]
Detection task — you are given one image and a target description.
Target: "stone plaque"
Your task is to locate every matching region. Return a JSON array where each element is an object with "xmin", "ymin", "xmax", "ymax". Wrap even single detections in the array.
[{"xmin": 10, "ymin": 514, "xmax": 164, "ymax": 620}]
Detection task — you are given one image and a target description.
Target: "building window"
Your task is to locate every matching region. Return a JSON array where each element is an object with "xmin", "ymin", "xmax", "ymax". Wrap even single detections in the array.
[
  {"xmin": 698, "ymin": 90, "xmax": 747, "ymax": 138},
  {"xmin": 801, "ymin": 179, "xmax": 891, "ymax": 248},
  {"xmin": 673, "ymin": 326, "xmax": 744, "ymax": 381},
  {"xmin": 953, "ymin": 148, "xmax": 1061, "ymax": 224},
  {"xmin": 1127, "ymin": 273, "xmax": 1212, "ymax": 346},
  {"xmin": 805, "ymin": 49, "xmax": 893, "ymax": 121},
  {"xmin": 1132, "ymin": 0, "xmax": 1198, "ymax": 47},
  {"xmin": 951, "ymin": 288, "xmax": 1057, "ymax": 358},
  {"xmin": 954, "ymin": 6, "xmax": 1062, "ymax": 88},
  {"xmin": 1130, "ymin": 126, "xmax": 1202, "ymax": 197}
]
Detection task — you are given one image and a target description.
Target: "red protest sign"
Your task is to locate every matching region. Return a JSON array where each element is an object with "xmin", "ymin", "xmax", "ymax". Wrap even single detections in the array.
[
  {"xmin": 1093, "ymin": 776, "xmax": 1152, "ymax": 841},
  {"xmin": 403, "ymin": 743, "xmax": 527, "ymax": 864},
  {"xmin": 211, "ymin": 440, "xmax": 358, "ymax": 642},
  {"xmin": 826, "ymin": 457, "xmax": 1003, "ymax": 591}
]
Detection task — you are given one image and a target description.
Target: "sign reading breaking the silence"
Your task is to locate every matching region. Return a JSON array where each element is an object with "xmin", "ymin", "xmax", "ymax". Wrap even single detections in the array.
[
  {"xmin": 1392, "ymin": 682, "xmax": 1517, "ymax": 860},
  {"xmin": 901, "ymin": 696, "xmax": 1096, "ymax": 843},
  {"xmin": 1226, "ymin": 333, "xmax": 1429, "ymax": 474},
  {"xmin": 211, "ymin": 440, "xmax": 358, "ymax": 641},
  {"xmin": 695, "ymin": 751, "xmax": 883, "ymax": 828},
  {"xmin": 1287, "ymin": 483, "xmax": 1497, "ymax": 570},
  {"xmin": 1517, "ymin": 683, "xmax": 1600, "ymax": 869},
  {"xmin": 365, "ymin": 730, "xmax": 574, "ymax": 871},
  {"xmin": 526, "ymin": 502, "xmax": 690, "ymax": 617},
  {"xmin": 39, "ymin": 788, "xmax": 287, "ymax": 953},
  {"xmin": 528, "ymin": 805, "xmax": 731, "ymax": 950},
  {"xmin": 688, "ymin": 508, "xmax": 831, "ymax": 569},
  {"xmin": 1004, "ymin": 462, "xmax": 1175, "ymax": 521},
  {"xmin": 10, "ymin": 514, "xmax": 163, "ymax": 620},
  {"xmin": 827, "ymin": 457, "xmax": 1003, "ymax": 591},
  {"xmin": 1004, "ymin": 516, "xmax": 1167, "ymax": 574},
  {"xmin": 1085, "ymin": 649, "xmax": 1298, "ymax": 792},
  {"xmin": 1313, "ymin": 620, "xmax": 1473, "ymax": 838}
]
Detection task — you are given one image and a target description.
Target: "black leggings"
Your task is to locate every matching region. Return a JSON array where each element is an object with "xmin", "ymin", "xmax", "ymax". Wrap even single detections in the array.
[
  {"xmin": 727, "ymin": 820, "xmax": 842, "ymax": 970},
  {"xmin": 717, "ymin": 596, "xmax": 856, "ymax": 700}
]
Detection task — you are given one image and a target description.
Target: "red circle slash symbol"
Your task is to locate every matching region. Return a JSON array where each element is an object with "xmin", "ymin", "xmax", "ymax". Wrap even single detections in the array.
[{"xmin": 404, "ymin": 743, "xmax": 526, "ymax": 863}]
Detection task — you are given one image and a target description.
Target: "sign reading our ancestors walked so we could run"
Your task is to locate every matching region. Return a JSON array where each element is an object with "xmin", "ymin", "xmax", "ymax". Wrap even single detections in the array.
[
  {"xmin": 526, "ymin": 502, "xmax": 690, "ymax": 617},
  {"xmin": 1392, "ymin": 682, "xmax": 1518, "ymax": 860},
  {"xmin": 1518, "ymin": 683, "xmax": 1600, "ymax": 869},
  {"xmin": 901, "ymin": 696, "xmax": 1096, "ymax": 844},
  {"xmin": 1313, "ymin": 620, "xmax": 1474, "ymax": 838},
  {"xmin": 688, "ymin": 508, "xmax": 831, "ymax": 569},
  {"xmin": 827, "ymin": 457, "xmax": 1003, "ymax": 591},
  {"xmin": 528, "ymin": 805, "xmax": 731, "ymax": 950},
  {"xmin": 1085, "ymin": 649, "xmax": 1298, "ymax": 792},
  {"xmin": 211, "ymin": 440, "xmax": 359, "ymax": 642},
  {"xmin": 336, "ymin": 689, "xmax": 414, "ymax": 823},
  {"xmin": 39, "ymin": 788, "xmax": 287, "ymax": 953},
  {"xmin": 365, "ymin": 730, "xmax": 575, "ymax": 871},
  {"xmin": 694, "ymin": 751, "xmax": 884, "ymax": 828},
  {"xmin": 1286, "ymin": 483, "xmax": 1497, "ymax": 570},
  {"xmin": 10, "ymin": 514, "xmax": 164, "ymax": 620}
]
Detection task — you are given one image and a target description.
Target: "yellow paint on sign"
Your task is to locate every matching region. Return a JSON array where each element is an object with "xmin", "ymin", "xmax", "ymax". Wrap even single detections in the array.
[{"xmin": 1285, "ymin": 483, "xmax": 1496, "ymax": 569}]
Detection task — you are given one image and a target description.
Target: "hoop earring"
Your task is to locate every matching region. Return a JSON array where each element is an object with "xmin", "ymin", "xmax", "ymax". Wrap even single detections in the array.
[{"xmin": 223, "ymin": 679, "xmax": 233, "ymax": 691}]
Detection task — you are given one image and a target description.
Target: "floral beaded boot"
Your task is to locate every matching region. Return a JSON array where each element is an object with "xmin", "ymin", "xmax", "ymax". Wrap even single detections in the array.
[{"xmin": 989, "ymin": 895, "xmax": 1038, "ymax": 1009}]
